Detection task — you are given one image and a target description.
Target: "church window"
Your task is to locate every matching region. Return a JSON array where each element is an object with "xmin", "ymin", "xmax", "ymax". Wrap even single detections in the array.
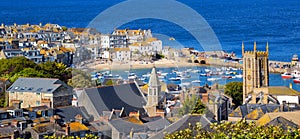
[{"xmin": 248, "ymin": 58, "xmax": 251, "ymax": 68}]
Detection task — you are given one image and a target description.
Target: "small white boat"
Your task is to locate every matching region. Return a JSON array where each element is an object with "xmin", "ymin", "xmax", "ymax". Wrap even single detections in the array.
[
  {"xmin": 181, "ymin": 82, "xmax": 192, "ymax": 86},
  {"xmin": 169, "ymin": 77, "xmax": 181, "ymax": 81},
  {"xmin": 222, "ymin": 76, "xmax": 233, "ymax": 79},
  {"xmin": 192, "ymin": 70, "xmax": 200, "ymax": 73},
  {"xmin": 200, "ymin": 73, "xmax": 207, "ymax": 76},
  {"xmin": 293, "ymin": 78, "xmax": 300, "ymax": 83},
  {"xmin": 142, "ymin": 73, "xmax": 151, "ymax": 78},
  {"xmin": 128, "ymin": 73, "xmax": 137, "ymax": 79},
  {"xmin": 192, "ymin": 80, "xmax": 201, "ymax": 83},
  {"xmin": 160, "ymin": 73, "xmax": 168, "ymax": 76},
  {"xmin": 207, "ymin": 78, "xmax": 219, "ymax": 81},
  {"xmin": 292, "ymin": 70, "xmax": 300, "ymax": 78},
  {"xmin": 186, "ymin": 69, "xmax": 193, "ymax": 72},
  {"xmin": 204, "ymin": 69, "xmax": 211, "ymax": 73},
  {"xmin": 281, "ymin": 72, "xmax": 293, "ymax": 79},
  {"xmin": 158, "ymin": 75, "xmax": 165, "ymax": 79},
  {"xmin": 231, "ymin": 67, "xmax": 238, "ymax": 71},
  {"xmin": 235, "ymin": 74, "xmax": 243, "ymax": 78},
  {"xmin": 139, "ymin": 77, "xmax": 146, "ymax": 81}
]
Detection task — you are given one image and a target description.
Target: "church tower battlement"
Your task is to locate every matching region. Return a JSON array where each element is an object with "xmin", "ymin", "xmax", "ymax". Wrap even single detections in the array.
[{"xmin": 242, "ymin": 42, "xmax": 269, "ymax": 104}]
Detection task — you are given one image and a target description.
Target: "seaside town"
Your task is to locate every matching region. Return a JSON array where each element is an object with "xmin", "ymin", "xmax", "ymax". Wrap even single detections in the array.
[{"xmin": 0, "ymin": 22, "xmax": 300, "ymax": 139}]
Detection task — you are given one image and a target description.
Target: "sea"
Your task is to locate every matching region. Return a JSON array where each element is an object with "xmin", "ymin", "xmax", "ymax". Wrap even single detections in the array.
[{"xmin": 1, "ymin": 0, "xmax": 300, "ymax": 90}]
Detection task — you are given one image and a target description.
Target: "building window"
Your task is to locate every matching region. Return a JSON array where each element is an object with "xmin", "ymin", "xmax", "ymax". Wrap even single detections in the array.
[
  {"xmin": 36, "ymin": 101, "xmax": 40, "ymax": 106},
  {"xmin": 36, "ymin": 92, "xmax": 40, "ymax": 95},
  {"xmin": 247, "ymin": 58, "xmax": 251, "ymax": 68}
]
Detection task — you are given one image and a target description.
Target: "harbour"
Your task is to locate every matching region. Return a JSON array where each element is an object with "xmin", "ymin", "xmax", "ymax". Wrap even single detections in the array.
[{"xmin": 92, "ymin": 65, "xmax": 300, "ymax": 92}]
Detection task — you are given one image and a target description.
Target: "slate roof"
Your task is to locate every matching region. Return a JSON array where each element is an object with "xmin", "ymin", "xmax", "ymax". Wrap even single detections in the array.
[
  {"xmin": 32, "ymin": 123, "xmax": 62, "ymax": 134},
  {"xmin": 266, "ymin": 116, "xmax": 298, "ymax": 130},
  {"xmin": 144, "ymin": 117, "xmax": 171, "ymax": 131},
  {"xmin": 229, "ymin": 104, "xmax": 280, "ymax": 119},
  {"xmin": 80, "ymin": 83, "xmax": 148, "ymax": 119},
  {"xmin": 149, "ymin": 115, "xmax": 212, "ymax": 139},
  {"xmin": 109, "ymin": 118, "xmax": 148, "ymax": 136},
  {"xmin": 108, "ymin": 116, "xmax": 171, "ymax": 138},
  {"xmin": 7, "ymin": 77, "xmax": 63, "ymax": 93},
  {"xmin": 257, "ymin": 111, "xmax": 300, "ymax": 126},
  {"xmin": 89, "ymin": 120, "xmax": 112, "ymax": 138},
  {"xmin": 55, "ymin": 106, "xmax": 90, "ymax": 123},
  {"xmin": 0, "ymin": 126, "xmax": 21, "ymax": 138},
  {"xmin": 148, "ymin": 67, "xmax": 160, "ymax": 87}
]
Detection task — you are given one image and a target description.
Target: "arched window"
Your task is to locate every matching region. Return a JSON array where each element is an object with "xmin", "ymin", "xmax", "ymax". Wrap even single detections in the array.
[{"xmin": 247, "ymin": 58, "xmax": 251, "ymax": 68}]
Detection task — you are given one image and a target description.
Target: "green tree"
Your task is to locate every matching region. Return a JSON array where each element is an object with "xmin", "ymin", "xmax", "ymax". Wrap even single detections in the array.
[
  {"xmin": 105, "ymin": 79, "xmax": 114, "ymax": 86},
  {"xmin": 224, "ymin": 82, "xmax": 243, "ymax": 107},
  {"xmin": 0, "ymin": 58, "xmax": 74, "ymax": 107},
  {"xmin": 38, "ymin": 61, "xmax": 71, "ymax": 82},
  {"xmin": 191, "ymin": 98, "xmax": 206, "ymax": 114},
  {"xmin": 165, "ymin": 119, "xmax": 300, "ymax": 139},
  {"xmin": 9, "ymin": 68, "xmax": 45, "ymax": 82},
  {"xmin": 68, "ymin": 69, "xmax": 94, "ymax": 88},
  {"xmin": 0, "ymin": 57, "xmax": 37, "ymax": 77},
  {"xmin": 61, "ymin": 26, "xmax": 68, "ymax": 31},
  {"xmin": 179, "ymin": 95, "xmax": 206, "ymax": 116},
  {"xmin": 156, "ymin": 53, "xmax": 165, "ymax": 59},
  {"xmin": 0, "ymin": 93, "xmax": 5, "ymax": 107}
]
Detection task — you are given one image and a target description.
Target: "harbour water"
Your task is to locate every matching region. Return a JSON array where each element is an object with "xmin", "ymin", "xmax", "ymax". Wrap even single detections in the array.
[
  {"xmin": 1, "ymin": 0, "xmax": 299, "ymax": 61},
  {"xmin": 97, "ymin": 66, "xmax": 300, "ymax": 92}
]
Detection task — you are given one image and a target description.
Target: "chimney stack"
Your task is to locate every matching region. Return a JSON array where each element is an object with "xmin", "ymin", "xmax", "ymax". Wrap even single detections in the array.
[
  {"xmin": 65, "ymin": 124, "xmax": 70, "ymax": 136},
  {"xmin": 71, "ymin": 96, "xmax": 78, "ymax": 107},
  {"xmin": 75, "ymin": 114, "xmax": 83, "ymax": 124}
]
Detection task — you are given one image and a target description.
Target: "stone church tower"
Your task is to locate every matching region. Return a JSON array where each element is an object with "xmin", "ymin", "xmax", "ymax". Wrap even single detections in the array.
[
  {"xmin": 144, "ymin": 66, "xmax": 161, "ymax": 117},
  {"xmin": 242, "ymin": 42, "xmax": 269, "ymax": 103}
]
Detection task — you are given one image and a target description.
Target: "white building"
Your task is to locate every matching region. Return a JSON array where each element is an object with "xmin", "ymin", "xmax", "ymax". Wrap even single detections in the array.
[
  {"xmin": 112, "ymin": 29, "xmax": 153, "ymax": 44},
  {"xmin": 129, "ymin": 38, "xmax": 162, "ymax": 56},
  {"xmin": 100, "ymin": 34, "xmax": 110, "ymax": 49},
  {"xmin": 112, "ymin": 48, "xmax": 131, "ymax": 62}
]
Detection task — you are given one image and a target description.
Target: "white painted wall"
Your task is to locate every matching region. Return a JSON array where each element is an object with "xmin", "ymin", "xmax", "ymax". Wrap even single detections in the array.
[{"xmin": 277, "ymin": 95, "xmax": 299, "ymax": 104}]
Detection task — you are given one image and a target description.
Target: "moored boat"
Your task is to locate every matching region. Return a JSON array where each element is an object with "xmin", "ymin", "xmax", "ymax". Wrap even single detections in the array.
[
  {"xmin": 192, "ymin": 80, "xmax": 201, "ymax": 83},
  {"xmin": 222, "ymin": 76, "xmax": 232, "ymax": 79},
  {"xmin": 169, "ymin": 77, "xmax": 181, "ymax": 81},
  {"xmin": 292, "ymin": 70, "xmax": 300, "ymax": 78},
  {"xmin": 207, "ymin": 78, "xmax": 219, "ymax": 81},
  {"xmin": 235, "ymin": 74, "xmax": 243, "ymax": 78},
  {"xmin": 293, "ymin": 78, "xmax": 300, "ymax": 83},
  {"xmin": 281, "ymin": 72, "xmax": 293, "ymax": 79},
  {"xmin": 128, "ymin": 73, "xmax": 137, "ymax": 79}
]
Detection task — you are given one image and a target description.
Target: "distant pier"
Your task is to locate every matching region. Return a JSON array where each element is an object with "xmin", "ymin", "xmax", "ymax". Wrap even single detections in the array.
[{"xmin": 201, "ymin": 58, "xmax": 294, "ymax": 73}]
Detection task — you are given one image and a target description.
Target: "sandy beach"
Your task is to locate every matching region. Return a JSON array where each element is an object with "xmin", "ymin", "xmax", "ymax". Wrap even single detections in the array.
[{"xmin": 87, "ymin": 59, "xmax": 200, "ymax": 70}]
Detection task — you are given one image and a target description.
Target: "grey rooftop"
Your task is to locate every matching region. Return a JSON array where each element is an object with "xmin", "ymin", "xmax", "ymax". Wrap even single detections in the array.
[{"xmin": 7, "ymin": 77, "xmax": 63, "ymax": 94}]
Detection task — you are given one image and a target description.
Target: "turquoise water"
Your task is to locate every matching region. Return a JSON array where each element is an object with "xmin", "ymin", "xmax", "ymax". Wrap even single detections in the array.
[{"xmin": 1, "ymin": 0, "xmax": 299, "ymax": 61}]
